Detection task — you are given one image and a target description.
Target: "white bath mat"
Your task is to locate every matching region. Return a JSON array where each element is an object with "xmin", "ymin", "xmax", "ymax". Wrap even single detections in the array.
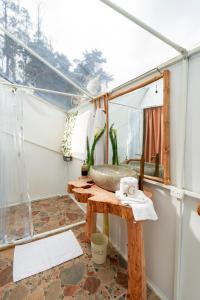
[{"xmin": 13, "ymin": 230, "xmax": 83, "ymax": 282}]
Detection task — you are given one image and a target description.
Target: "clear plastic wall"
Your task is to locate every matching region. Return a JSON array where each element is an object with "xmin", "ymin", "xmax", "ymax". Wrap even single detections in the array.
[{"xmin": 0, "ymin": 86, "xmax": 32, "ymax": 245}]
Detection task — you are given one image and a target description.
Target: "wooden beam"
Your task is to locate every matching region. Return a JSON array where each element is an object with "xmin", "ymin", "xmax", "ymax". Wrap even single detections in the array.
[
  {"xmin": 162, "ymin": 70, "xmax": 170, "ymax": 184},
  {"xmin": 105, "ymin": 94, "xmax": 109, "ymax": 164},
  {"xmin": 108, "ymin": 74, "xmax": 163, "ymax": 101}
]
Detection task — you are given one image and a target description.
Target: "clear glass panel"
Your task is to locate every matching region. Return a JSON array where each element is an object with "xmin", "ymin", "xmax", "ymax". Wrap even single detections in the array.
[
  {"xmin": 0, "ymin": 32, "xmax": 83, "ymax": 109},
  {"xmin": 114, "ymin": 0, "xmax": 200, "ymax": 49},
  {"xmin": 0, "ymin": 0, "xmax": 177, "ymax": 95},
  {"xmin": 0, "ymin": 86, "xmax": 32, "ymax": 245}
]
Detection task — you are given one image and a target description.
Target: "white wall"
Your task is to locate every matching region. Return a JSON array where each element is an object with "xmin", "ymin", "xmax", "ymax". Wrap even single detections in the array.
[
  {"xmin": 67, "ymin": 53, "xmax": 200, "ymax": 300},
  {"xmin": 185, "ymin": 53, "xmax": 200, "ymax": 193},
  {"xmin": 180, "ymin": 196, "xmax": 200, "ymax": 300},
  {"xmin": 23, "ymin": 94, "xmax": 68, "ymax": 202}
]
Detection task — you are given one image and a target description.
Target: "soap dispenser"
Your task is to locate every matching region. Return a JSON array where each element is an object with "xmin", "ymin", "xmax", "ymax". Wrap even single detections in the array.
[{"xmin": 81, "ymin": 161, "xmax": 88, "ymax": 176}]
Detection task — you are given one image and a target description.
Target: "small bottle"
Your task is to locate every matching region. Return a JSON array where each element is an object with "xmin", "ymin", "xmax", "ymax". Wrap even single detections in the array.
[{"xmin": 81, "ymin": 161, "xmax": 88, "ymax": 176}]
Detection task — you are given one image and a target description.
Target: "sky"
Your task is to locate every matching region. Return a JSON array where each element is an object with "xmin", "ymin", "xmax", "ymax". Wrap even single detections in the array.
[{"xmin": 19, "ymin": 0, "xmax": 200, "ymax": 91}]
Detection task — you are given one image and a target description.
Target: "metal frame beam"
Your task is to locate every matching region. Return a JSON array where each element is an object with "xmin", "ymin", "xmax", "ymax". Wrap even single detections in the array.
[
  {"xmin": 0, "ymin": 26, "xmax": 93, "ymax": 99},
  {"xmin": 0, "ymin": 80, "xmax": 85, "ymax": 98},
  {"xmin": 99, "ymin": 0, "xmax": 187, "ymax": 55}
]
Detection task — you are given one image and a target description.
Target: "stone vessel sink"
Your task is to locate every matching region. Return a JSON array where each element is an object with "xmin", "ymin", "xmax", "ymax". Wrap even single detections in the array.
[{"xmin": 89, "ymin": 164, "xmax": 138, "ymax": 192}]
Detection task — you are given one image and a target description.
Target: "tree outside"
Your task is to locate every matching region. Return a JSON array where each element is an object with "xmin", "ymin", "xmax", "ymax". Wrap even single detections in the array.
[{"xmin": 0, "ymin": 0, "xmax": 113, "ymax": 108}]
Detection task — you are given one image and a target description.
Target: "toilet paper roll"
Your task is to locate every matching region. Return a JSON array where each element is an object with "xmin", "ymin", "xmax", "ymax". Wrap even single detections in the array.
[{"xmin": 120, "ymin": 177, "xmax": 138, "ymax": 197}]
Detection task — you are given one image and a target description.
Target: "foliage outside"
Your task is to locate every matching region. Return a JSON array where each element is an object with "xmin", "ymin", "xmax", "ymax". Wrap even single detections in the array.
[
  {"xmin": 0, "ymin": 0, "xmax": 113, "ymax": 107},
  {"xmin": 109, "ymin": 123, "xmax": 119, "ymax": 165},
  {"xmin": 86, "ymin": 125, "xmax": 106, "ymax": 169}
]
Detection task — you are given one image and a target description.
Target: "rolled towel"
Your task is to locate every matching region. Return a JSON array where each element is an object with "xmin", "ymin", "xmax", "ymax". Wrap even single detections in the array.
[{"xmin": 120, "ymin": 177, "xmax": 138, "ymax": 198}]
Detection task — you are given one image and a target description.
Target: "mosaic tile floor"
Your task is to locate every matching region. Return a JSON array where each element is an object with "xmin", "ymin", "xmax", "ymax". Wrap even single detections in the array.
[
  {"xmin": 0, "ymin": 197, "xmax": 160, "ymax": 299},
  {"xmin": 0, "ymin": 225, "xmax": 160, "ymax": 300},
  {"xmin": 32, "ymin": 196, "xmax": 85, "ymax": 234},
  {"xmin": 6, "ymin": 196, "xmax": 85, "ymax": 242}
]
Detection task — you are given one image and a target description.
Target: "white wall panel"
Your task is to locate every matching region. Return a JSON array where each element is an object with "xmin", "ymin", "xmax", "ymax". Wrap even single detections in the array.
[
  {"xmin": 185, "ymin": 53, "xmax": 200, "ymax": 193},
  {"xmin": 22, "ymin": 95, "xmax": 68, "ymax": 202},
  {"xmin": 181, "ymin": 196, "xmax": 200, "ymax": 300},
  {"xmin": 25, "ymin": 142, "xmax": 68, "ymax": 201},
  {"xmin": 23, "ymin": 95, "xmax": 65, "ymax": 152}
]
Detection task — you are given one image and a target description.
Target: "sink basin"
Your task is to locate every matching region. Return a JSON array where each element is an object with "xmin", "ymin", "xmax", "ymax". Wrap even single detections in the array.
[{"xmin": 89, "ymin": 164, "xmax": 138, "ymax": 192}]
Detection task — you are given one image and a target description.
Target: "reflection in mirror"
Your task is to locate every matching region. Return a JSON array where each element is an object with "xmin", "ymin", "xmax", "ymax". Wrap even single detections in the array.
[
  {"xmin": 144, "ymin": 106, "xmax": 163, "ymax": 178},
  {"xmin": 108, "ymin": 78, "xmax": 165, "ymax": 182}
]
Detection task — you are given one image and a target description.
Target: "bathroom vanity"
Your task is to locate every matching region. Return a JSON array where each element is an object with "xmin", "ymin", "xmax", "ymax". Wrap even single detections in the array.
[{"xmin": 68, "ymin": 177, "xmax": 152, "ymax": 300}]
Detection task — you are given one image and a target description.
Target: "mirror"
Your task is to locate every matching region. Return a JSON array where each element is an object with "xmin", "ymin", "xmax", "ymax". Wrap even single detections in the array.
[{"xmin": 107, "ymin": 70, "xmax": 170, "ymax": 185}]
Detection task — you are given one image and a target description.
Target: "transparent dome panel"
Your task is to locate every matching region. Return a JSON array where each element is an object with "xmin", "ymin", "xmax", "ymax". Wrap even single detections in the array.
[
  {"xmin": 0, "ymin": 0, "xmax": 177, "ymax": 95},
  {"xmin": 114, "ymin": 0, "xmax": 200, "ymax": 50},
  {"xmin": 0, "ymin": 32, "xmax": 85, "ymax": 109}
]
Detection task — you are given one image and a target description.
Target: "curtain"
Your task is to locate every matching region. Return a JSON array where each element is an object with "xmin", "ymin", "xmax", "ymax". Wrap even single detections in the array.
[
  {"xmin": 0, "ymin": 86, "xmax": 32, "ymax": 245},
  {"xmin": 144, "ymin": 107, "xmax": 163, "ymax": 164}
]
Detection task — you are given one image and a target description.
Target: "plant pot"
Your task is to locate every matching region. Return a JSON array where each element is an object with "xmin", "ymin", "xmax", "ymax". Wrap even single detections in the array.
[{"xmin": 63, "ymin": 156, "xmax": 72, "ymax": 162}]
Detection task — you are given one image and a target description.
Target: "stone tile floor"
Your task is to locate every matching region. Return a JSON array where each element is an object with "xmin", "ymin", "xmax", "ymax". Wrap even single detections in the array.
[
  {"xmin": 32, "ymin": 196, "xmax": 85, "ymax": 234},
  {"xmin": 6, "ymin": 196, "xmax": 85, "ymax": 242},
  {"xmin": 0, "ymin": 197, "xmax": 160, "ymax": 299}
]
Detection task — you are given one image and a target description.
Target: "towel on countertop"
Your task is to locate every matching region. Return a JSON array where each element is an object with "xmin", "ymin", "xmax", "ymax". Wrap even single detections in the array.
[{"xmin": 115, "ymin": 190, "xmax": 158, "ymax": 221}]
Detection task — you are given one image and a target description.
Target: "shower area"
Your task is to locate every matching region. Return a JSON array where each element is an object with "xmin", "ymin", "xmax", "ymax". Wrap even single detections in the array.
[
  {"xmin": 0, "ymin": 83, "xmax": 85, "ymax": 249},
  {"xmin": 0, "ymin": 86, "xmax": 34, "ymax": 247}
]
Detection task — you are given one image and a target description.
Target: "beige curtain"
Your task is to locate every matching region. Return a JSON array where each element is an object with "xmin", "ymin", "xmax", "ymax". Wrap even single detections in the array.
[{"xmin": 144, "ymin": 107, "xmax": 163, "ymax": 164}]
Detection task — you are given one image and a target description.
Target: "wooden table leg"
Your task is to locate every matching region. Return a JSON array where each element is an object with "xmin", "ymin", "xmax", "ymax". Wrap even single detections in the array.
[
  {"xmin": 127, "ymin": 219, "xmax": 146, "ymax": 300},
  {"xmin": 103, "ymin": 213, "xmax": 109, "ymax": 236},
  {"xmin": 85, "ymin": 202, "xmax": 97, "ymax": 242}
]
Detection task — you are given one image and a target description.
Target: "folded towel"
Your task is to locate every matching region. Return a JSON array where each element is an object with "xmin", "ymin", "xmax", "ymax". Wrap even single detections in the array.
[
  {"xmin": 120, "ymin": 177, "xmax": 138, "ymax": 197},
  {"xmin": 115, "ymin": 190, "xmax": 158, "ymax": 221}
]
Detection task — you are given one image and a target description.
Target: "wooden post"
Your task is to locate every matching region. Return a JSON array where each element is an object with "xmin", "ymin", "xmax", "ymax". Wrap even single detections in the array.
[
  {"xmin": 104, "ymin": 93, "xmax": 110, "ymax": 236},
  {"xmin": 105, "ymin": 94, "xmax": 109, "ymax": 164},
  {"xmin": 197, "ymin": 203, "xmax": 200, "ymax": 216},
  {"xmin": 163, "ymin": 70, "xmax": 170, "ymax": 184},
  {"xmin": 98, "ymin": 98, "xmax": 101, "ymax": 108},
  {"xmin": 154, "ymin": 153, "xmax": 160, "ymax": 177},
  {"xmin": 140, "ymin": 109, "xmax": 146, "ymax": 191},
  {"xmin": 127, "ymin": 220, "xmax": 146, "ymax": 300}
]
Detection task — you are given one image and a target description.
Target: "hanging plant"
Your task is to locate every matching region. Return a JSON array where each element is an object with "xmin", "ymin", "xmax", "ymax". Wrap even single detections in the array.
[
  {"xmin": 109, "ymin": 123, "xmax": 119, "ymax": 165},
  {"xmin": 61, "ymin": 111, "xmax": 78, "ymax": 160},
  {"xmin": 86, "ymin": 125, "xmax": 106, "ymax": 169}
]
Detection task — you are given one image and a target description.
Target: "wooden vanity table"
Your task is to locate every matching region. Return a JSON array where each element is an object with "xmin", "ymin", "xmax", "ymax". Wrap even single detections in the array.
[{"xmin": 68, "ymin": 177, "xmax": 152, "ymax": 300}]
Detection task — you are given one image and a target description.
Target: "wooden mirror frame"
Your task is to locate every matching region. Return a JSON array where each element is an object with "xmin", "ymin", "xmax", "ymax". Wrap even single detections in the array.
[{"xmin": 105, "ymin": 70, "xmax": 170, "ymax": 185}]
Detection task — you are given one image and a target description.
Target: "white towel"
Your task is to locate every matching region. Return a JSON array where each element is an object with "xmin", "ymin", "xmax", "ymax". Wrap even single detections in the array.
[
  {"xmin": 120, "ymin": 177, "xmax": 138, "ymax": 197},
  {"xmin": 71, "ymin": 110, "xmax": 93, "ymax": 160},
  {"xmin": 93, "ymin": 108, "xmax": 106, "ymax": 165},
  {"xmin": 115, "ymin": 190, "xmax": 158, "ymax": 221}
]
